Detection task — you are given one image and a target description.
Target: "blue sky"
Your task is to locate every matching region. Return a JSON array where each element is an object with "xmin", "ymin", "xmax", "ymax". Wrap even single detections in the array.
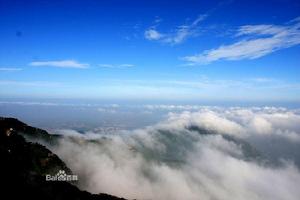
[{"xmin": 0, "ymin": 0, "xmax": 300, "ymax": 103}]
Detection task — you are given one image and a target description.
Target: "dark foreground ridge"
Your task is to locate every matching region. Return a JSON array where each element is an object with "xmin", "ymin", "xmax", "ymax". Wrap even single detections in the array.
[{"xmin": 0, "ymin": 117, "xmax": 127, "ymax": 200}]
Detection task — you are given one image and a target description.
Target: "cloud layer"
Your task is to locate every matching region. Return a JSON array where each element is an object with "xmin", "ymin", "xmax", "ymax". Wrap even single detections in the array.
[
  {"xmin": 48, "ymin": 107, "xmax": 300, "ymax": 200},
  {"xmin": 156, "ymin": 107, "xmax": 300, "ymax": 143}
]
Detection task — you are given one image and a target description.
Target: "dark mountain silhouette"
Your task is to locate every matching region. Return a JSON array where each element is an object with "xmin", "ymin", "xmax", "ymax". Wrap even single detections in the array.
[{"xmin": 0, "ymin": 117, "xmax": 128, "ymax": 200}]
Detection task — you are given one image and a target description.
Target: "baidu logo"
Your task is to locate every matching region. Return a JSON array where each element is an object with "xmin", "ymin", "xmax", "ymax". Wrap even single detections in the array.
[{"xmin": 46, "ymin": 170, "xmax": 78, "ymax": 181}]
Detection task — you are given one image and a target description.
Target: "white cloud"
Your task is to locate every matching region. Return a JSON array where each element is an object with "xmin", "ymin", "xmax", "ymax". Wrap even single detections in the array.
[
  {"xmin": 29, "ymin": 60, "xmax": 89, "ymax": 69},
  {"xmin": 98, "ymin": 64, "xmax": 135, "ymax": 69},
  {"xmin": 0, "ymin": 67, "xmax": 22, "ymax": 71},
  {"xmin": 162, "ymin": 110, "xmax": 245, "ymax": 136},
  {"xmin": 141, "ymin": 106, "xmax": 300, "ymax": 143},
  {"xmin": 144, "ymin": 29, "xmax": 164, "ymax": 40},
  {"xmin": 183, "ymin": 17, "xmax": 300, "ymax": 65},
  {"xmin": 48, "ymin": 106, "xmax": 300, "ymax": 200},
  {"xmin": 0, "ymin": 80, "xmax": 61, "ymax": 87},
  {"xmin": 144, "ymin": 15, "xmax": 207, "ymax": 45}
]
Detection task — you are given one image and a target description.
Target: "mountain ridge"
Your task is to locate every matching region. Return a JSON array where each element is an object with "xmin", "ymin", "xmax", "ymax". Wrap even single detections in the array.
[{"xmin": 0, "ymin": 117, "xmax": 128, "ymax": 200}]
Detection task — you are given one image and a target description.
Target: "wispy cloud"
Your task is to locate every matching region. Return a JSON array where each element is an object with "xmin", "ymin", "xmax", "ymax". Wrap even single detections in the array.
[
  {"xmin": 0, "ymin": 80, "xmax": 61, "ymax": 87},
  {"xmin": 144, "ymin": 15, "xmax": 207, "ymax": 45},
  {"xmin": 144, "ymin": 29, "xmax": 164, "ymax": 40},
  {"xmin": 98, "ymin": 64, "xmax": 135, "ymax": 69},
  {"xmin": 0, "ymin": 67, "xmax": 23, "ymax": 71},
  {"xmin": 29, "ymin": 60, "xmax": 89, "ymax": 69},
  {"xmin": 183, "ymin": 17, "xmax": 300, "ymax": 65}
]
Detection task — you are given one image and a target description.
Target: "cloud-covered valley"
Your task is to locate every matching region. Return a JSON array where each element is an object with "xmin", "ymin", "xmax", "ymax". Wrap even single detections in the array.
[{"xmin": 47, "ymin": 107, "xmax": 300, "ymax": 200}]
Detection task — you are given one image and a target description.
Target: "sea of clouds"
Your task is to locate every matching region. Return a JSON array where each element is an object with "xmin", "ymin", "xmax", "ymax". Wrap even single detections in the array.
[{"xmin": 48, "ymin": 106, "xmax": 300, "ymax": 200}]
